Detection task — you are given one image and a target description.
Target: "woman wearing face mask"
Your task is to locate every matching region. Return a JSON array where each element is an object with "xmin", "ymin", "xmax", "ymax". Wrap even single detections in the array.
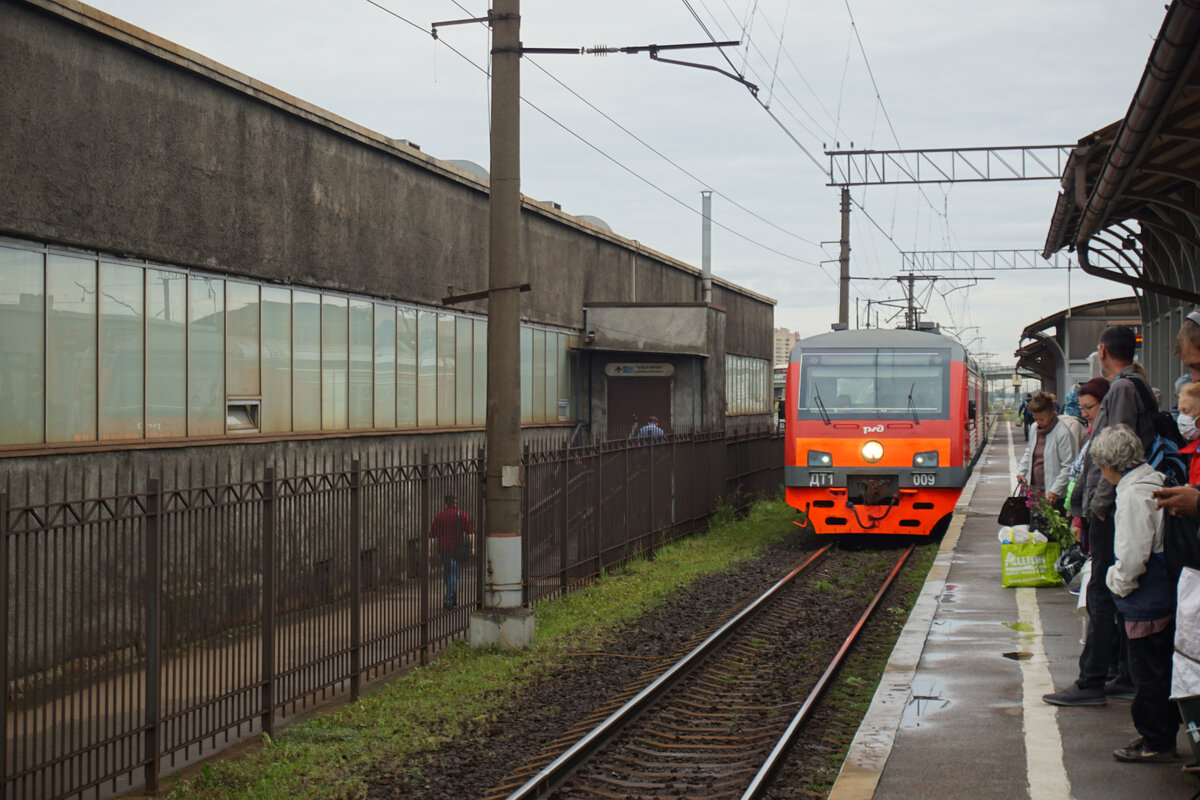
[{"xmin": 1177, "ymin": 382, "xmax": 1200, "ymax": 483}]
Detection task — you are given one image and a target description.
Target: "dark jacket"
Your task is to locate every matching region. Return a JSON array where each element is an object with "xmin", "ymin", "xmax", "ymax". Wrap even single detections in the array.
[{"xmin": 1081, "ymin": 366, "xmax": 1157, "ymax": 519}]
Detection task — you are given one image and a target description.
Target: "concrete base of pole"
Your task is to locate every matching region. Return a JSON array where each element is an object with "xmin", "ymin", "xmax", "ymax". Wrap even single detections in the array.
[{"xmin": 468, "ymin": 607, "xmax": 535, "ymax": 650}]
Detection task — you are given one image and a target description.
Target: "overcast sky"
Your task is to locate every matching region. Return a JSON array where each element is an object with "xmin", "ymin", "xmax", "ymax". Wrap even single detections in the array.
[{"xmin": 86, "ymin": 0, "xmax": 1167, "ymax": 365}]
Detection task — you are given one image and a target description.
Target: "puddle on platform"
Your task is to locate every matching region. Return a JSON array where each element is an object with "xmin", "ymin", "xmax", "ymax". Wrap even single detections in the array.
[
  {"xmin": 900, "ymin": 676, "xmax": 951, "ymax": 729},
  {"xmin": 940, "ymin": 584, "xmax": 959, "ymax": 604}
]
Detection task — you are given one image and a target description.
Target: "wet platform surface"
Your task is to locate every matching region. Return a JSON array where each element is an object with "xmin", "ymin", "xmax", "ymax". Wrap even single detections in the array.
[{"xmin": 829, "ymin": 421, "xmax": 1200, "ymax": 800}]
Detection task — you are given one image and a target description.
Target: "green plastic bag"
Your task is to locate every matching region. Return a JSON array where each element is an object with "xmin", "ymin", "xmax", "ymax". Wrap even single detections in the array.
[{"xmin": 1001, "ymin": 541, "xmax": 1063, "ymax": 588}]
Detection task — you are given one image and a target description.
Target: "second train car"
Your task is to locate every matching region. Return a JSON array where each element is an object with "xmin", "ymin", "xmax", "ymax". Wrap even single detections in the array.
[{"xmin": 783, "ymin": 327, "xmax": 986, "ymax": 536}]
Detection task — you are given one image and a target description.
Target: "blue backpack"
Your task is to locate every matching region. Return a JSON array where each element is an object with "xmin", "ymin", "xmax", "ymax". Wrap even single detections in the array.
[{"xmin": 1126, "ymin": 376, "xmax": 1188, "ymax": 486}]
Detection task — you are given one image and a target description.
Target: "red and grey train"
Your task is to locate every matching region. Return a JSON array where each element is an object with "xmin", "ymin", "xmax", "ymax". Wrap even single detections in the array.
[{"xmin": 783, "ymin": 328, "xmax": 987, "ymax": 536}]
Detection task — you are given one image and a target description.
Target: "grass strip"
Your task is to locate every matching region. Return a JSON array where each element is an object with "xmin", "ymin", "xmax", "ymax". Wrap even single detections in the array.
[{"xmin": 164, "ymin": 499, "xmax": 797, "ymax": 800}]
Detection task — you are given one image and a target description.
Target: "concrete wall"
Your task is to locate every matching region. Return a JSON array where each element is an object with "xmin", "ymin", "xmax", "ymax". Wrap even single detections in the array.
[
  {"xmin": 0, "ymin": 0, "xmax": 774, "ymax": 481},
  {"xmin": 0, "ymin": 0, "xmax": 773, "ymax": 335}
]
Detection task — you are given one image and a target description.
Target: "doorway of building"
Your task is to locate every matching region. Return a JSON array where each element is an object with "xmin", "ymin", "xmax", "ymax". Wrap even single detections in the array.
[{"xmin": 607, "ymin": 378, "xmax": 672, "ymax": 438}]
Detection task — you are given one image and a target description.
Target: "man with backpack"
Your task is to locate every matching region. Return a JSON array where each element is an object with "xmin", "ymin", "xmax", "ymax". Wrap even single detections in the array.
[{"xmin": 1044, "ymin": 326, "xmax": 1156, "ymax": 707}]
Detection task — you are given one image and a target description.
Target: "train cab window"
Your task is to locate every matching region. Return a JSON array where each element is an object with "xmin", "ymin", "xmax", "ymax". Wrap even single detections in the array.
[{"xmin": 796, "ymin": 348, "xmax": 950, "ymax": 421}]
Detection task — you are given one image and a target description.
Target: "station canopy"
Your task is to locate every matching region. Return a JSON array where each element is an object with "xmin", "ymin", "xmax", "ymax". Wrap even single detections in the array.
[{"xmin": 1043, "ymin": 0, "xmax": 1200, "ymax": 307}]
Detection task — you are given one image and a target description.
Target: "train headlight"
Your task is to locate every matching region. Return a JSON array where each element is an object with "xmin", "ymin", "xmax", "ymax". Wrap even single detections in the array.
[
  {"xmin": 913, "ymin": 450, "xmax": 939, "ymax": 467},
  {"xmin": 861, "ymin": 440, "xmax": 884, "ymax": 463},
  {"xmin": 807, "ymin": 450, "xmax": 833, "ymax": 467}
]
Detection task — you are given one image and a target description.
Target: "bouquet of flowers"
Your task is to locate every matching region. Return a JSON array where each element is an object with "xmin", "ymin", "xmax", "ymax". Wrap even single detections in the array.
[{"xmin": 1021, "ymin": 484, "xmax": 1074, "ymax": 549}]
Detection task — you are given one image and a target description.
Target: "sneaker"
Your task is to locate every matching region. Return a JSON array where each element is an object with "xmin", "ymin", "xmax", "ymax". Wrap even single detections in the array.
[
  {"xmin": 1042, "ymin": 683, "xmax": 1106, "ymax": 706},
  {"xmin": 1113, "ymin": 736, "xmax": 1177, "ymax": 763},
  {"xmin": 1104, "ymin": 680, "xmax": 1136, "ymax": 700}
]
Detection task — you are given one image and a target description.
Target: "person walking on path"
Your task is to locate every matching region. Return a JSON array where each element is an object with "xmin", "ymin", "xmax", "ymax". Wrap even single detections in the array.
[
  {"xmin": 637, "ymin": 415, "xmax": 665, "ymax": 441},
  {"xmin": 430, "ymin": 493, "xmax": 474, "ymax": 609}
]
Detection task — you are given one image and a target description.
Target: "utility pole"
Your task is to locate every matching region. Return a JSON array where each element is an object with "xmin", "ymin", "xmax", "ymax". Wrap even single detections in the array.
[
  {"xmin": 838, "ymin": 187, "xmax": 850, "ymax": 326},
  {"xmin": 476, "ymin": 0, "xmax": 533, "ymax": 647}
]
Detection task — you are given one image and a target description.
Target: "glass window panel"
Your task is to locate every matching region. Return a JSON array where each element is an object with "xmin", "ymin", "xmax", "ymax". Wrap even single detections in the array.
[
  {"xmin": 292, "ymin": 290, "xmax": 321, "ymax": 431},
  {"xmin": 558, "ymin": 334, "xmax": 575, "ymax": 422},
  {"xmin": 349, "ymin": 299, "xmax": 373, "ymax": 429},
  {"xmin": 473, "ymin": 318, "xmax": 487, "ymax": 426},
  {"xmin": 455, "ymin": 316, "xmax": 473, "ymax": 425},
  {"xmin": 187, "ymin": 274, "xmax": 224, "ymax": 436},
  {"xmin": 520, "ymin": 325, "xmax": 533, "ymax": 423},
  {"xmin": 261, "ymin": 286, "xmax": 292, "ymax": 433},
  {"xmin": 47, "ymin": 255, "xmax": 97, "ymax": 442},
  {"xmin": 0, "ymin": 246, "xmax": 45, "ymax": 445},
  {"xmin": 532, "ymin": 329, "xmax": 546, "ymax": 422},
  {"xmin": 322, "ymin": 295, "xmax": 349, "ymax": 430},
  {"xmin": 146, "ymin": 269, "xmax": 186, "ymax": 437},
  {"xmin": 417, "ymin": 310, "xmax": 437, "ymax": 427},
  {"xmin": 437, "ymin": 313, "xmax": 456, "ymax": 426},
  {"xmin": 226, "ymin": 281, "xmax": 260, "ymax": 397},
  {"xmin": 99, "ymin": 262, "xmax": 144, "ymax": 440},
  {"xmin": 544, "ymin": 331, "xmax": 557, "ymax": 423},
  {"xmin": 397, "ymin": 307, "xmax": 417, "ymax": 427},
  {"xmin": 374, "ymin": 303, "xmax": 396, "ymax": 429}
]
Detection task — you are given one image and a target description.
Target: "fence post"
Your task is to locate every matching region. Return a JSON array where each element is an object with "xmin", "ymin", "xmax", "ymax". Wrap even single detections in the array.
[
  {"xmin": 144, "ymin": 478, "xmax": 162, "ymax": 794},
  {"xmin": 523, "ymin": 443, "xmax": 531, "ymax": 607},
  {"xmin": 261, "ymin": 468, "xmax": 276, "ymax": 737},
  {"xmin": 648, "ymin": 440, "xmax": 656, "ymax": 551},
  {"xmin": 477, "ymin": 446, "xmax": 486, "ymax": 606},
  {"xmin": 349, "ymin": 460, "xmax": 362, "ymax": 700},
  {"xmin": 1, "ymin": 492, "xmax": 7, "ymax": 797},
  {"xmin": 419, "ymin": 451, "xmax": 431, "ymax": 666},
  {"xmin": 560, "ymin": 453, "xmax": 569, "ymax": 594},
  {"xmin": 623, "ymin": 443, "xmax": 630, "ymax": 558},
  {"xmin": 593, "ymin": 446, "xmax": 602, "ymax": 577}
]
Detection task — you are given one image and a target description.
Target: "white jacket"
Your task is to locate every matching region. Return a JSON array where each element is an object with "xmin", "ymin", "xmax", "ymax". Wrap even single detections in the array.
[
  {"xmin": 1018, "ymin": 418, "xmax": 1079, "ymax": 498},
  {"xmin": 1105, "ymin": 462, "xmax": 1165, "ymax": 599}
]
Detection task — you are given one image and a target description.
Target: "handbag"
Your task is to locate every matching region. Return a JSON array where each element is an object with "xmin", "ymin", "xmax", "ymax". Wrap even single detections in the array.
[{"xmin": 997, "ymin": 492, "xmax": 1030, "ymax": 527}]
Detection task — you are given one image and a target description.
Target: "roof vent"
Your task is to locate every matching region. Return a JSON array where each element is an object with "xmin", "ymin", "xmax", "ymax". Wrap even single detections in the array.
[
  {"xmin": 447, "ymin": 159, "xmax": 489, "ymax": 181},
  {"xmin": 393, "ymin": 138, "xmax": 421, "ymax": 151},
  {"xmin": 831, "ymin": 322, "xmax": 848, "ymax": 331},
  {"xmin": 577, "ymin": 214, "xmax": 613, "ymax": 232}
]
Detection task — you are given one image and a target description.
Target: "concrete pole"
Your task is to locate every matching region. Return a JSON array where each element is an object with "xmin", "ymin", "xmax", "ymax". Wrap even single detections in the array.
[
  {"xmin": 838, "ymin": 187, "xmax": 850, "ymax": 327},
  {"xmin": 484, "ymin": 0, "xmax": 524, "ymax": 612},
  {"xmin": 701, "ymin": 190, "xmax": 713, "ymax": 304}
]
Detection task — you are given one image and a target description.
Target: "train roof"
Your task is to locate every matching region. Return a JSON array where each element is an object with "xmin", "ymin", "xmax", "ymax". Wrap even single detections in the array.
[{"xmin": 791, "ymin": 328, "xmax": 969, "ymax": 362}]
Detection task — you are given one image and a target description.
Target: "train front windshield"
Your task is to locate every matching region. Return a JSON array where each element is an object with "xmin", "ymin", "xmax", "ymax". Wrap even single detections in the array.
[{"xmin": 796, "ymin": 348, "xmax": 950, "ymax": 420}]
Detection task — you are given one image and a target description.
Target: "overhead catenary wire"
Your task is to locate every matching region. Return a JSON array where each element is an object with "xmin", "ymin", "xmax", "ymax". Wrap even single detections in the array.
[{"xmin": 364, "ymin": 0, "xmax": 830, "ymax": 270}]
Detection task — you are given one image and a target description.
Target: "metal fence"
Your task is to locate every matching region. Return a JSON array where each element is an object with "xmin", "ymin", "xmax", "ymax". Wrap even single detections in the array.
[{"xmin": 2, "ymin": 428, "xmax": 782, "ymax": 800}]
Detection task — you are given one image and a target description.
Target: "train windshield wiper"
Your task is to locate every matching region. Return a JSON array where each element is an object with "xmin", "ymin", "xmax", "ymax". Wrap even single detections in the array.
[
  {"xmin": 812, "ymin": 384, "xmax": 831, "ymax": 425},
  {"xmin": 907, "ymin": 382, "xmax": 920, "ymax": 423}
]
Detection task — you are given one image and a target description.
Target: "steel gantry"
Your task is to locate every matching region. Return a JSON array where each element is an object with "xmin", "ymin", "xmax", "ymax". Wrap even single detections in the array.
[{"xmin": 825, "ymin": 144, "xmax": 1073, "ymax": 187}]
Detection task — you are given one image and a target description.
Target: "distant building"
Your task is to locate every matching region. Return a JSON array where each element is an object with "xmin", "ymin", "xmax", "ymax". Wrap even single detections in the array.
[{"xmin": 774, "ymin": 328, "xmax": 801, "ymax": 365}]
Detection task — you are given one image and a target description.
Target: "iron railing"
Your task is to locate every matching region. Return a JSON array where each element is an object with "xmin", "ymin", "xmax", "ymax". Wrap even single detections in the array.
[{"xmin": 2, "ymin": 428, "xmax": 782, "ymax": 799}]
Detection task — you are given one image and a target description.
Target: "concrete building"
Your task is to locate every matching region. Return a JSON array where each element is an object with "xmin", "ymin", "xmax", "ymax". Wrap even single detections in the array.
[
  {"xmin": 1013, "ymin": 297, "xmax": 1141, "ymax": 397},
  {"xmin": 773, "ymin": 327, "xmax": 801, "ymax": 366},
  {"xmin": 0, "ymin": 0, "xmax": 776, "ymax": 479}
]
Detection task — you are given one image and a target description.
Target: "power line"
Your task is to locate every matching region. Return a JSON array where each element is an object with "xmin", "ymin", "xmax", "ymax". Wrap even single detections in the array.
[{"xmin": 363, "ymin": 0, "xmax": 827, "ymax": 268}]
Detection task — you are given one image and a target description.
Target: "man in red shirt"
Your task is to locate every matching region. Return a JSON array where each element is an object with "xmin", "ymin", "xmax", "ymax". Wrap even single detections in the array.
[{"xmin": 430, "ymin": 494, "xmax": 474, "ymax": 608}]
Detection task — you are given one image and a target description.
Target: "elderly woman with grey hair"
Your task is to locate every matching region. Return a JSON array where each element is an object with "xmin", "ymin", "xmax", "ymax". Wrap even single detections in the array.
[{"xmin": 1090, "ymin": 423, "xmax": 1179, "ymax": 763}]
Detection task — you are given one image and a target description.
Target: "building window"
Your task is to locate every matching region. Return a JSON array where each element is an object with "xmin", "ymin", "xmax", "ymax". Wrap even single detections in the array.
[
  {"xmin": 0, "ymin": 236, "xmax": 580, "ymax": 450},
  {"xmin": 0, "ymin": 246, "xmax": 44, "ymax": 445},
  {"xmin": 726, "ymin": 354, "xmax": 770, "ymax": 414},
  {"xmin": 99, "ymin": 261, "xmax": 145, "ymax": 440}
]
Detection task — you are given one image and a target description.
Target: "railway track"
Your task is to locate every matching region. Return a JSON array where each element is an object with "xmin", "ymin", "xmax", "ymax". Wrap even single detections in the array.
[{"xmin": 481, "ymin": 543, "xmax": 915, "ymax": 800}]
